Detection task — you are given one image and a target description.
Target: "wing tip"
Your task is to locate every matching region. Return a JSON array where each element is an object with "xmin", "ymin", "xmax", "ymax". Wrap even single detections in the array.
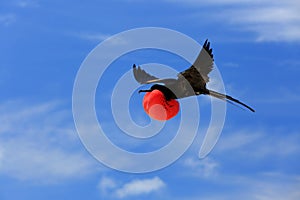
[{"xmin": 203, "ymin": 39, "xmax": 214, "ymax": 59}]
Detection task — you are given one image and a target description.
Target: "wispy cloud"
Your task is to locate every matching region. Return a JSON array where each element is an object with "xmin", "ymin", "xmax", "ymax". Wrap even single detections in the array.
[
  {"xmin": 167, "ymin": 0, "xmax": 300, "ymax": 42},
  {"xmin": 251, "ymin": 175, "xmax": 300, "ymax": 200},
  {"xmin": 0, "ymin": 14, "xmax": 16, "ymax": 26},
  {"xmin": 223, "ymin": 4, "xmax": 300, "ymax": 42},
  {"xmin": 179, "ymin": 126, "xmax": 300, "ymax": 199},
  {"xmin": 74, "ymin": 32, "xmax": 111, "ymax": 42},
  {"xmin": 0, "ymin": 138, "xmax": 95, "ymax": 182},
  {"xmin": 0, "ymin": 100, "xmax": 97, "ymax": 183},
  {"xmin": 98, "ymin": 176, "xmax": 118, "ymax": 194},
  {"xmin": 115, "ymin": 176, "xmax": 165, "ymax": 198},
  {"xmin": 183, "ymin": 157, "xmax": 219, "ymax": 178},
  {"xmin": 215, "ymin": 130, "xmax": 262, "ymax": 152},
  {"xmin": 98, "ymin": 176, "xmax": 166, "ymax": 198},
  {"xmin": 15, "ymin": 0, "xmax": 40, "ymax": 8},
  {"xmin": 215, "ymin": 129, "xmax": 300, "ymax": 159},
  {"xmin": 70, "ymin": 31, "xmax": 129, "ymax": 46},
  {"xmin": 188, "ymin": 174, "xmax": 300, "ymax": 200}
]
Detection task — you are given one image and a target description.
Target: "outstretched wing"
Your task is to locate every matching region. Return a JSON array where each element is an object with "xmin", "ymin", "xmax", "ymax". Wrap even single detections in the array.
[
  {"xmin": 133, "ymin": 64, "xmax": 159, "ymax": 84},
  {"xmin": 179, "ymin": 39, "xmax": 214, "ymax": 83},
  {"xmin": 133, "ymin": 64, "xmax": 176, "ymax": 84}
]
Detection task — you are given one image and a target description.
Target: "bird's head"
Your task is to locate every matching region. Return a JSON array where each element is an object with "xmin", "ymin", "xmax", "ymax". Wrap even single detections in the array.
[
  {"xmin": 138, "ymin": 84, "xmax": 166, "ymax": 94},
  {"xmin": 138, "ymin": 84, "xmax": 177, "ymax": 101}
]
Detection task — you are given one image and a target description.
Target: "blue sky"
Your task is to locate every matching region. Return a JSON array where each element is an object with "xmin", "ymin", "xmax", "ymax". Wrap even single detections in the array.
[{"xmin": 1, "ymin": 0, "xmax": 300, "ymax": 199}]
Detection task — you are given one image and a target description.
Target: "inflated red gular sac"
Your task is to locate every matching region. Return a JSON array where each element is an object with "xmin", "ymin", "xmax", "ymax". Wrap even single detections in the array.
[{"xmin": 142, "ymin": 90, "xmax": 179, "ymax": 121}]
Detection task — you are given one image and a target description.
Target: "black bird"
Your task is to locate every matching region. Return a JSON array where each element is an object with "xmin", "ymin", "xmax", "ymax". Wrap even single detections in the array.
[{"xmin": 133, "ymin": 39, "xmax": 255, "ymax": 112}]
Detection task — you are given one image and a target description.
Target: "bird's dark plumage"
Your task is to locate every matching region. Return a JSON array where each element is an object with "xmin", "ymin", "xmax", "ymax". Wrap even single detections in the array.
[{"xmin": 133, "ymin": 39, "xmax": 255, "ymax": 112}]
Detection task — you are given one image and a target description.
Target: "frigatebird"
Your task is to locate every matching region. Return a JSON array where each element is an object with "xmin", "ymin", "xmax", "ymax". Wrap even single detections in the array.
[{"xmin": 133, "ymin": 39, "xmax": 255, "ymax": 112}]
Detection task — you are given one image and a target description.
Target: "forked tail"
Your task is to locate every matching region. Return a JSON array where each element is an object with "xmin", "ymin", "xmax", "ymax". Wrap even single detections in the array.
[{"xmin": 208, "ymin": 90, "xmax": 255, "ymax": 112}]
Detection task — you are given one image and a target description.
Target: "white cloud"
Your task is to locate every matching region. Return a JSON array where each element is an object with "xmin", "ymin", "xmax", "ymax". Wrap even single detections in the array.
[
  {"xmin": 0, "ymin": 138, "xmax": 94, "ymax": 182},
  {"xmin": 183, "ymin": 157, "xmax": 219, "ymax": 178},
  {"xmin": 98, "ymin": 176, "xmax": 166, "ymax": 199},
  {"xmin": 176, "ymin": 126, "xmax": 300, "ymax": 200},
  {"xmin": 98, "ymin": 176, "xmax": 117, "ymax": 194},
  {"xmin": 223, "ymin": 5, "xmax": 300, "ymax": 42},
  {"xmin": 175, "ymin": 168, "xmax": 300, "ymax": 200},
  {"xmin": 198, "ymin": 179, "xmax": 300, "ymax": 200},
  {"xmin": 231, "ymin": 173, "xmax": 300, "ymax": 200},
  {"xmin": 215, "ymin": 129, "xmax": 300, "ymax": 159},
  {"xmin": 15, "ymin": 0, "xmax": 39, "ymax": 8},
  {"xmin": 253, "ymin": 178, "xmax": 300, "ymax": 200},
  {"xmin": 115, "ymin": 177, "xmax": 165, "ymax": 198},
  {"xmin": 0, "ymin": 100, "xmax": 97, "ymax": 183},
  {"xmin": 166, "ymin": 0, "xmax": 300, "ymax": 42},
  {"xmin": 0, "ymin": 14, "xmax": 16, "ymax": 26},
  {"xmin": 75, "ymin": 32, "xmax": 111, "ymax": 42},
  {"xmin": 70, "ymin": 31, "xmax": 129, "ymax": 46},
  {"xmin": 215, "ymin": 130, "xmax": 262, "ymax": 152}
]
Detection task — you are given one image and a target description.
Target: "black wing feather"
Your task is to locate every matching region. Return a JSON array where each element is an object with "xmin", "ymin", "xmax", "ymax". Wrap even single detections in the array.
[
  {"xmin": 133, "ymin": 64, "xmax": 177, "ymax": 85},
  {"xmin": 180, "ymin": 39, "xmax": 214, "ymax": 83},
  {"xmin": 133, "ymin": 64, "xmax": 160, "ymax": 84}
]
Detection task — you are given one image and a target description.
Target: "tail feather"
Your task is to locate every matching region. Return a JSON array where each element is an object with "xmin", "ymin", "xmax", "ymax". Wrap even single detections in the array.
[{"xmin": 208, "ymin": 90, "xmax": 255, "ymax": 112}]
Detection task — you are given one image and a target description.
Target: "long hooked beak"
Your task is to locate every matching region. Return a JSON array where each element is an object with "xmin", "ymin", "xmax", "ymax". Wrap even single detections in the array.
[{"xmin": 138, "ymin": 89, "xmax": 152, "ymax": 93}]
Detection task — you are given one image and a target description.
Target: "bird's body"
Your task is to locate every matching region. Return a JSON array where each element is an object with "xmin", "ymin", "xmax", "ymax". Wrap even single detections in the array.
[{"xmin": 134, "ymin": 39, "xmax": 255, "ymax": 114}]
